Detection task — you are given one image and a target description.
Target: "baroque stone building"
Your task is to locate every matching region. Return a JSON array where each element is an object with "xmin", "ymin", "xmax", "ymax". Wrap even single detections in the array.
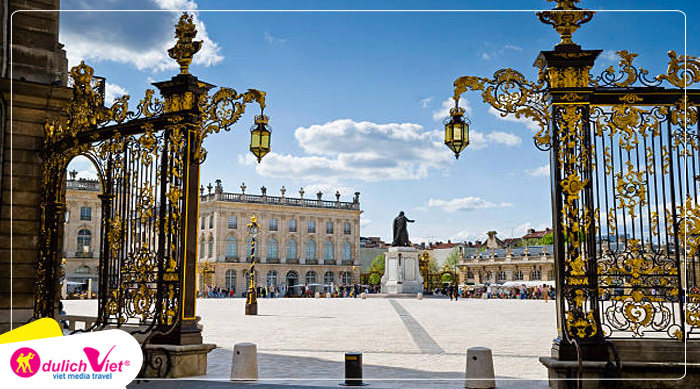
[
  {"xmin": 62, "ymin": 172, "xmax": 101, "ymax": 294},
  {"xmin": 198, "ymin": 182, "xmax": 362, "ymax": 295}
]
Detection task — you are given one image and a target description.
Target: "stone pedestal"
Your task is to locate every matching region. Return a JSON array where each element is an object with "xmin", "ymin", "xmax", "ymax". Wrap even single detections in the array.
[
  {"xmin": 141, "ymin": 343, "xmax": 216, "ymax": 378},
  {"xmin": 540, "ymin": 339, "xmax": 700, "ymax": 388},
  {"xmin": 381, "ymin": 247, "xmax": 423, "ymax": 294}
]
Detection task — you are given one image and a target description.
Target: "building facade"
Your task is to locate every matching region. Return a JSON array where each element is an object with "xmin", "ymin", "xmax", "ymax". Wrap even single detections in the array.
[
  {"xmin": 198, "ymin": 182, "xmax": 362, "ymax": 295},
  {"xmin": 456, "ymin": 246, "xmax": 554, "ymax": 285},
  {"xmin": 62, "ymin": 174, "xmax": 102, "ymax": 295}
]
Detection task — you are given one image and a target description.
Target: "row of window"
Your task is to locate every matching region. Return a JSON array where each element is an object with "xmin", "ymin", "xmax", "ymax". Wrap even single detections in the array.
[
  {"xmin": 201, "ymin": 215, "xmax": 352, "ymax": 235},
  {"xmin": 466, "ymin": 269, "xmax": 542, "ymax": 281},
  {"xmin": 223, "ymin": 269, "xmax": 354, "ymax": 290},
  {"xmin": 200, "ymin": 236, "xmax": 353, "ymax": 261}
]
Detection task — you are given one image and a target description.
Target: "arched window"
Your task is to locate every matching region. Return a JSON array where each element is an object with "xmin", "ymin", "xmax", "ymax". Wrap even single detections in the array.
[
  {"xmin": 286, "ymin": 239, "xmax": 297, "ymax": 260},
  {"xmin": 306, "ymin": 240, "xmax": 316, "ymax": 260},
  {"xmin": 497, "ymin": 270, "xmax": 507, "ymax": 281},
  {"xmin": 267, "ymin": 237, "xmax": 279, "ymax": 259},
  {"xmin": 324, "ymin": 271, "xmax": 334, "ymax": 285},
  {"xmin": 514, "ymin": 270, "xmax": 523, "ymax": 281},
  {"xmin": 286, "ymin": 270, "xmax": 299, "ymax": 287},
  {"xmin": 342, "ymin": 242, "xmax": 352, "ymax": 261},
  {"xmin": 267, "ymin": 270, "xmax": 278, "ymax": 287},
  {"xmin": 324, "ymin": 241, "xmax": 334, "ymax": 261},
  {"xmin": 77, "ymin": 229, "xmax": 91, "ymax": 251},
  {"xmin": 341, "ymin": 271, "xmax": 352, "ymax": 285},
  {"xmin": 225, "ymin": 270, "xmax": 237, "ymax": 290},
  {"xmin": 531, "ymin": 269, "xmax": 542, "ymax": 280},
  {"xmin": 207, "ymin": 235, "xmax": 214, "ymax": 258},
  {"xmin": 199, "ymin": 235, "xmax": 205, "ymax": 258},
  {"xmin": 75, "ymin": 265, "xmax": 90, "ymax": 274},
  {"xmin": 305, "ymin": 271, "xmax": 317, "ymax": 284},
  {"xmin": 467, "ymin": 271, "xmax": 474, "ymax": 279},
  {"xmin": 226, "ymin": 236, "xmax": 237, "ymax": 259}
]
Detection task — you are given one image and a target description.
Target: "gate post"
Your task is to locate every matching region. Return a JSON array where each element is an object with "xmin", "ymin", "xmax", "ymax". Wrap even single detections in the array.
[
  {"xmin": 535, "ymin": 45, "xmax": 607, "ymax": 360},
  {"xmin": 151, "ymin": 72, "xmax": 214, "ymax": 345}
]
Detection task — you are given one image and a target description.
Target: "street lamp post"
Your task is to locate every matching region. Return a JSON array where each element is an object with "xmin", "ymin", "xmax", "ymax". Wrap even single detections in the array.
[{"xmin": 246, "ymin": 215, "xmax": 260, "ymax": 315}]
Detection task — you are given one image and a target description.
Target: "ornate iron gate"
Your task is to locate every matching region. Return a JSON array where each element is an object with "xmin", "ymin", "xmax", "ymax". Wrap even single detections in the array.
[
  {"xmin": 449, "ymin": 0, "xmax": 699, "ymax": 359},
  {"xmin": 36, "ymin": 14, "xmax": 269, "ymax": 345}
]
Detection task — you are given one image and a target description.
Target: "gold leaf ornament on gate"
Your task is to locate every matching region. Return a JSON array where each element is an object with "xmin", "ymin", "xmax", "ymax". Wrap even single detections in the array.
[
  {"xmin": 537, "ymin": 0, "xmax": 594, "ymax": 47},
  {"xmin": 168, "ymin": 13, "xmax": 202, "ymax": 74},
  {"xmin": 657, "ymin": 50, "xmax": 700, "ymax": 88}
]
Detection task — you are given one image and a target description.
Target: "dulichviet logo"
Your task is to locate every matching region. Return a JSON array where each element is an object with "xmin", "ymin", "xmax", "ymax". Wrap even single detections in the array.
[
  {"xmin": 1, "ymin": 330, "xmax": 142, "ymax": 388},
  {"xmin": 11, "ymin": 347, "xmax": 40, "ymax": 378}
]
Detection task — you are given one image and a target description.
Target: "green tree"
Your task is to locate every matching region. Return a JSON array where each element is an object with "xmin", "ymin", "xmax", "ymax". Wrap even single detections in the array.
[
  {"xmin": 444, "ymin": 247, "xmax": 461, "ymax": 271},
  {"xmin": 368, "ymin": 273, "xmax": 382, "ymax": 285},
  {"xmin": 540, "ymin": 233, "xmax": 554, "ymax": 245},
  {"xmin": 370, "ymin": 253, "xmax": 385, "ymax": 275}
]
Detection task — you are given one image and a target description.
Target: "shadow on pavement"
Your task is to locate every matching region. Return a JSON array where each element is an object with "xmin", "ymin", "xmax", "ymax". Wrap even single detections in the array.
[{"xmin": 128, "ymin": 349, "xmax": 548, "ymax": 388}]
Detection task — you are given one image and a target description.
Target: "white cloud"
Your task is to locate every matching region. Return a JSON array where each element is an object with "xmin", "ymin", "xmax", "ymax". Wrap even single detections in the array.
[
  {"xmin": 67, "ymin": 155, "xmax": 98, "ymax": 180},
  {"xmin": 504, "ymin": 44, "xmax": 524, "ymax": 51},
  {"xmin": 360, "ymin": 218, "xmax": 372, "ymax": 227},
  {"xmin": 600, "ymin": 50, "xmax": 619, "ymax": 62},
  {"xmin": 303, "ymin": 184, "xmax": 358, "ymax": 200},
  {"xmin": 433, "ymin": 97, "xmax": 472, "ymax": 121},
  {"xmin": 481, "ymin": 52, "xmax": 492, "ymax": 60},
  {"xmin": 61, "ymin": 0, "xmax": 223, "ymax": 72},
  {"xmin": 469, "ymin": 130, "xmax": 522, "ymax": 150},
  {"xmin": 264, "ymin": 31, "xmax": 287, "ymax": 44},
  {"xmin": 428, "ymin": 197, "xmax": 513, "ymax": 212},
  {"xmin": 524, "ymin": 164, "xmax": 550, "ymax": 177},
  {"xmin": 420, "ymin": 96, "xmax": 434, "ymax": 108},
  {"xmin": 104, "ymin": 82, "xmax": 128, "ymax": 104},
  {"xmin": 241, "ymin": 119, "xmax": 454, "ymax": 182},
  {"xmin": 488, "ymin": 106, "xmax": 541, "ymax": 132}
]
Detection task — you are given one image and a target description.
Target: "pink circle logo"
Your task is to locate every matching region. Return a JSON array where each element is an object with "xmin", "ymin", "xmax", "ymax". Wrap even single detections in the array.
[{"xmin": 10, "ymin": 347, "xmax": 40, "ymax": 378}]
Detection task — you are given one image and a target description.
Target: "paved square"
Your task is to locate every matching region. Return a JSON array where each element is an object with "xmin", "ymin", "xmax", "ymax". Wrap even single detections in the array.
[{"xmin": 64, "ymin": 297, "xmax": 556, "ymax": 387}]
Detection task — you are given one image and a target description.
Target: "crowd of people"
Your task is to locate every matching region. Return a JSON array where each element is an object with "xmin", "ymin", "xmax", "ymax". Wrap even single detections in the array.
[
  {"xmin": 198, "ymin": 283, "xmax": 374, "ymax": 299},
  {"xmin": 198, "ymin": 283, "xmax": 554, "ymax": 300},
  {"xmin": 451, "ymin": 284, "xmax": 555, "ymax": 300}
]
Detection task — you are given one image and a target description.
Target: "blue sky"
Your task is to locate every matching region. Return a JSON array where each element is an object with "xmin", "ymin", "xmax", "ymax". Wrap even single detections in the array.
[{"xmin": 58, "ymin": 0, "xmax": 697, "ymax": 243}]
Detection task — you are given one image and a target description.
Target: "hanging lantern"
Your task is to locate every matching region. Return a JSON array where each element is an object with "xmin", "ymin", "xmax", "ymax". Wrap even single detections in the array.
[
  {"xmin": 444, "ymin": 104, "xmax": 470, "ymax": 159},
  {"xmin": 250, "ymin": 113, "xmax": 271, "ymax": 163}
]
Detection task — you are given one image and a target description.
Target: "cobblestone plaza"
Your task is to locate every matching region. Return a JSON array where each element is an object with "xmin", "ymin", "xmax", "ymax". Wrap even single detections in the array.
[{"xmin": 65, "ymin": 298, "xmax": 554, "ymax": 387}]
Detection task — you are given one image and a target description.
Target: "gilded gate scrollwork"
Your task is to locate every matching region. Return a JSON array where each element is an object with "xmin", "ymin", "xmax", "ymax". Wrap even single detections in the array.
[
  {"xmin": 36, "ymin": 13, "xmax": 269, "ymax": 343},
  {"xmin": 450, "ymin": 0, "xmax": 700, "ymax": 347}
]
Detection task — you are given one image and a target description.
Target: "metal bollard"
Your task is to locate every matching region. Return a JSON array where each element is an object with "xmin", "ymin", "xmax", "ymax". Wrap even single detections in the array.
[
  {"xmin": 230, "ymin": 342, "xmax": 258, "ymax": 381},
  {"xmin": 343, "ymin": 352, "xmax": 365, "ymax": 386},
  {"xmin": 465, "ymin": 347, "xmax": 495, "ymax": 388}
]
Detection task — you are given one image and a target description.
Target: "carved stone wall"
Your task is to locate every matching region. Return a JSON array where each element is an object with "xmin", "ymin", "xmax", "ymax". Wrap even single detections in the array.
[{"xmin": 0, "ymin": 0, "xmax": 68, "ymax": 332}]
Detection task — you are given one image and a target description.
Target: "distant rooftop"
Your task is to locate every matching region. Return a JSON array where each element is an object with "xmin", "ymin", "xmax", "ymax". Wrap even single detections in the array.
[
  {"xmin": 66, "ymin": 178, "xmax": 100, "ymax": 192},
  {"xmin": 200, "ymin": 181, "xmax": 361, "ymax": 211}
]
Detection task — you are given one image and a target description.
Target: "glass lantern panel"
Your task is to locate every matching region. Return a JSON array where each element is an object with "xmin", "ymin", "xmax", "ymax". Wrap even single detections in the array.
[
  {"xmin": 444, "ymin": 123, "xmax": 453, "ymax": 142},
  {"xmin": 251, "ymin": 132, "xmax": 261, "ymax": 148},
  {"xmin": 453, "ymin": 123, "xmax": 462, "ymax": 140}
]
